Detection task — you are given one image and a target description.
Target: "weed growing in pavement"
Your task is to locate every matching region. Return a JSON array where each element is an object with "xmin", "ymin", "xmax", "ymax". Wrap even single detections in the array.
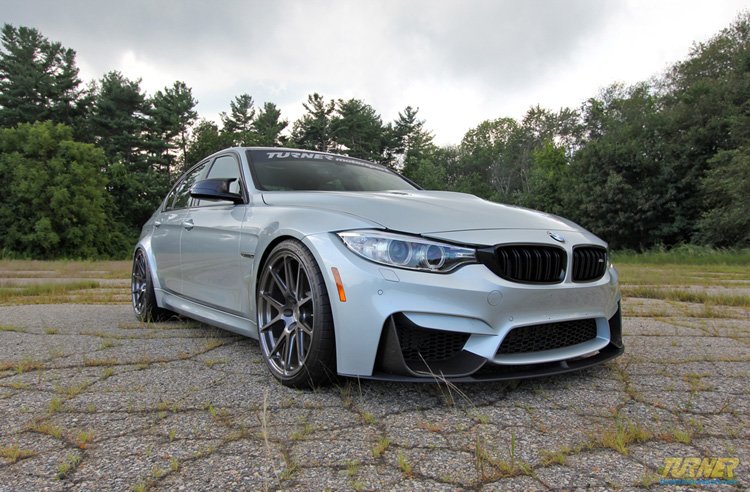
[
  {"xmin": 83, "ymin": 357, "xmax": 117, "ymax": 367},
  {"xmin": 397, "ymin": 451, "xmax": 413, "ymax": 477},
  {"xmin": 54, "ymin": 382, "xmax": 88, "ymax": 397},
  {"xmin": 0, "ymin": 357, "xmax": 43, "ymax": 374},
  {"xmin": 346, "ymin": 459, "xmax": 360, "ymax": 477},
  {"xmin": 0, "ymin": 325, "xmax": 26, "ymax": 332},
  {"xmin": 56, "ymin": 453, "xmax": 81, "ymax": 479},
  {"xmin": 417, "ymin": 420, "xmax": 444, "ymax": 433},
  {"xmin": 75, "ymin": 430, "xmax": 94, "ymax": 449},
  {"xmin": 594, "ymin": 419, "xmax": 652, "ymax": 455},
  {"xmin": 48, "ymin": 397, "xmax": 63, "ymax": 413},
  {"xmin": 29, "ymin": 421, "xmax": 63, "ymax": 439},
  {"xmin": 360, "ymin": 411, "xmax": 377, "ymax": 425},
  {"xmin": 475, "ymin": 431, "xmax": 533, "ymax": 480},
  {"xmin": 0, "ymin": 444, "xmax": 36, "ymax": 463},
  {"xmin": 372, "ymin": 436, "xmax": 391, "ymax": 458}
]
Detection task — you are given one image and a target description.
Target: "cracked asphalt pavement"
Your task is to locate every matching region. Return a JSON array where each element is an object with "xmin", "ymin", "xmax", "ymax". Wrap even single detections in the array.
[{"xmin": 1, "ymin": 282, "xmax": 749, "ymax": 490}]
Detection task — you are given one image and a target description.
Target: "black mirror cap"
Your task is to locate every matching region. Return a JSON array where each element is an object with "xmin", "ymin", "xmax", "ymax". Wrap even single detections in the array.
[{"xmin": 189, "ymin": 178, "xmax": 244, "ymax": 204}]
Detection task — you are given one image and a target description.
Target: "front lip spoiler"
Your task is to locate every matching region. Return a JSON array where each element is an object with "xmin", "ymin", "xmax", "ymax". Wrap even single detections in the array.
[{"xmin": 355, "ymin": 343, "xmax": 624, "ymax": 383}]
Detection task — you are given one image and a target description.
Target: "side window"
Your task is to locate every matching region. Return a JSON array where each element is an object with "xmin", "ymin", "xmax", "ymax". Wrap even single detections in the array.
[
  {"xmin": 207, "ymin": 155, "xmax": 242, "ymax": 194},
  {"xmin": 172, "ymin": 162, "xmax": 208, "ymax": 210},
  {"xmin": 162, "ymin": 187, "xmax": 178, "ymax": 211},
  {"xmin": 196, "ymin": 154, "xmax": 243, "ymax": 206}
]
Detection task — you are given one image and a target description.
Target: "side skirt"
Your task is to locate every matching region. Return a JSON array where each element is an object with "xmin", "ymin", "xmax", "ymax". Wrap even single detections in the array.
[{"xmin": 156, "ymin": 289, "xmax": 258, "ymax": 339}]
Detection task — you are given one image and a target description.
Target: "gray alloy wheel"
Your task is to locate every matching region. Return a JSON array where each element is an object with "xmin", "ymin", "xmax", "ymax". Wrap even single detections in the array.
[
  {"xmin": 131, "ymin": 249, "xmax": 170, "ymax": 322},
  {"xmin": 257, "ymin": 240, "xmax": 336, "ymax": 388}
]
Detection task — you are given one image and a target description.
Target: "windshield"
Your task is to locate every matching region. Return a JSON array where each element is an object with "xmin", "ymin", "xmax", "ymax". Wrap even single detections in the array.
[{"xmin": 247, "ymin": 150, "xmax": 417, "ymax": 192}]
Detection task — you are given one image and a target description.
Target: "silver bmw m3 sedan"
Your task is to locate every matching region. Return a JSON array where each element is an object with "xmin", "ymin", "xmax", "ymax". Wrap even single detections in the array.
[{"xmin": 132, "ymin": 147, "xmax": 623, "ymax": 388}]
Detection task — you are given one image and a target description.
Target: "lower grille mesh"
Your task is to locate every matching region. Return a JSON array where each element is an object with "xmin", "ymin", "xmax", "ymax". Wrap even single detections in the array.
[
  {"xmin": 497, "ymin": 319, "xmax": 597, "ymax": 354},
  {"xmin": 397, "ymin": 326, "xmax": 469, "ymax": 363}
]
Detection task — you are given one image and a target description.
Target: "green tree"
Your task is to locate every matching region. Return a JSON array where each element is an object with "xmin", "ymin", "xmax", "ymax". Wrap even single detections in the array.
[
  {"xmin": 185, "ymin": 119, "xmax": 235, "ymax": 169},
  {"xmin": 87, "ymin": 71, "xmax": 151, "ymax": 168},
  {"xmin": 566, "ymin": 84, "xmax": 672, "ymax": 249},
  {"xmin": 253, "ymin": 102, "xmax": 287, "ymax": 146},
  {"xmin": 290, "ymin": 93, "xmax": 335, "ymax": 151},
  {"xmin": 221, "ymin": 93, "xmax": 256, "ymax": 145},
  {"xmin": 87, "ymin": 71, "xmax": 168, "ymax": 235},
  {"xmin": 150, "ymin": 80, "xmax": 198, "ymax": 174},
  {"xmin": 695, "ymin": 146, "xmax": 750, "ymax": 247},
  {"xmin": 392, "ymin": 106, "xmax": 436, "ymax": 176},
  {"xmin": 0, "ymin": 24, "xmax": 85, "ymax": 131},
  {"xmin": 661, "ymin": 12, "xmax": 750, "ymax": 245},
  {"xmin": 0, "ymin": 121, "xmax": 127, "ymax": 258},
  {"xmin": 522, "ymin": 141, "xmax": 570, "ymax": 216},
  {"xmin": 329, "ymin": 98, "xmax": 386, "ymax": 162}
]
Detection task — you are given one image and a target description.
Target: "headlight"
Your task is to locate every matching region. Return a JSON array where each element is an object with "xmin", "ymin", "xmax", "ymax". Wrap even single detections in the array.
[{"xmin": 337, "ymin": 230, "xmax": 476, "ymax": 273}]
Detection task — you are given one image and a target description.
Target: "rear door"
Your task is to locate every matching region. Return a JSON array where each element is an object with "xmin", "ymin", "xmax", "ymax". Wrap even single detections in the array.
[
  {"xmin": 150, "ymin": 162, "xmax": 208, "ymax": 295},
  {"xmin": 180, "ymin": 152, "xmax": 248, "ymax": 314}
]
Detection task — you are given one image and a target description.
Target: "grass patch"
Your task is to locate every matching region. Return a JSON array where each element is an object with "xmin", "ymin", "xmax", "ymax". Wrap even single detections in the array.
[
  {"xmin": 0, "ymin": 444, "xmax": 36, "ymax": 463},
  {"xmin": 83, "ymin": 357, "xmax": 118, "ymax": 367},
  {"xmin": 475, "ymin": 432, "xmax": 533, "ymax": 481},
  {"xmin": 622, "ymin": 286, "xmax": 750, "ymax": 307},
  {"xmin": 0, "ymin": 357, "xmax": 43, "ymax": 374},
  {"xmin": 56, "ymin": 452, "xmax": 81, "ymax": 479},
  {"xmin": 0, "ymin": 259, "xmax": 130, "ymax": 279},
  {"xmin": 397, "ymin": 451, "xmax": 413, "ymax": 477},
  {"xmin": 372, "ymin": 436, "xmax": 391, "ymax": 458},
  {"xmin": 0, "ymin": 280, "xmax": 101, "ymax": 302},
  {"xmin": 0, "ymin": 325, "xmax": 26, "ymax": 333},
  {"xmin": 29, "ymin": 421, "xmax": 63, "ymax": 439},
  {"xmin": 612, "ymin": 246, "xmax": 750, "ymax": 266},
  {"xmin": 593, "ymin": 419, "xmax": 652, "ymax": 455}
]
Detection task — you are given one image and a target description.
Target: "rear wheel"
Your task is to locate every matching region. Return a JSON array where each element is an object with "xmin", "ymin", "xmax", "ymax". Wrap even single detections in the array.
[
  {"xmin": 256, "ymin": 240, "xmax": 336, "ymax": 388},
  {"xmin": 131, "ymin": 249, "xmax": 171, "ymax": 322}
]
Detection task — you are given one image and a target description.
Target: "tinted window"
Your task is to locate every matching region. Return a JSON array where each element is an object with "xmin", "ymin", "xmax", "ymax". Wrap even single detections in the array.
[
  {"xmin": 247, "ymin": 150, "xmax": 416, "ymax": 192},
  {"xmin": 172, "ymin": 162, "xmax": 208, "ymax": 209}
]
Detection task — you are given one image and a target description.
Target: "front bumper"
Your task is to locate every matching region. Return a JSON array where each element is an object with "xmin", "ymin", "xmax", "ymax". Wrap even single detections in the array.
[{"xmin": 304, "ymin": 230, "xmax": 622, "ymax": 380}]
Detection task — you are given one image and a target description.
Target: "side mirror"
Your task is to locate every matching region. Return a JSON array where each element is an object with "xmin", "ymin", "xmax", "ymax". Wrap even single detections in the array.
[{"xmin": 190, "ymin": 178, "xmax": 244, "ymax": 204}]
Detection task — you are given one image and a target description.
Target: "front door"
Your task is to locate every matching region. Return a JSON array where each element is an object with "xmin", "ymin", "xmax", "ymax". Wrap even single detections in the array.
[{"xmin": 180, "ymin": 153, "xmax": 247, "ymax": 314}]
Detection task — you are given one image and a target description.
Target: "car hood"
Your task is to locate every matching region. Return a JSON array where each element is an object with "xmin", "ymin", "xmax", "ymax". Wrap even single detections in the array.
[{"xmin": 261, "ymin": 190, "xmax": 579, "ymax": 234}]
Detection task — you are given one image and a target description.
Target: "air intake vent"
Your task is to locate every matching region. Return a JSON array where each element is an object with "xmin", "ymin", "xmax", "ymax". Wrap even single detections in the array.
[
  {"xmin": 572, "ymin": 247, "xmax": 607, "ymax": 282},
  {"xmin": 396, "ymin": 325, "xmax": 469, "ymax": 363},
  {"xmin": 497, "ymin": 319, "xmax": 598, "ymax": 354},
  {"xmin": 485, "ymin": 245, "xmax": 566, "ymax": 283}
]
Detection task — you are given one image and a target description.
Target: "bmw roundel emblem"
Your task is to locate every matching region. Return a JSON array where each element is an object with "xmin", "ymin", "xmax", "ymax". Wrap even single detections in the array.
[{"xmin": 548, "ymin": 231, "xmax": 565, "ymax": 243}]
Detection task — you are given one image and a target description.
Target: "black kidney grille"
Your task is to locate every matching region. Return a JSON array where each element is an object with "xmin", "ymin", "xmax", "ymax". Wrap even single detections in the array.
[
  {"xmin": 572, "ymin": 247, "xmax": 607, "ymax": 282},
  {"xmin": 397, "ymin": 325, "xmax": 469, "ymax": 363},
  {"xmin": 497, "ymin": 319, "xmax": 597, "ymax": 355},
  {"xmin": 495, "ymin": 245, "xmax": 565, "ymax": 283}
]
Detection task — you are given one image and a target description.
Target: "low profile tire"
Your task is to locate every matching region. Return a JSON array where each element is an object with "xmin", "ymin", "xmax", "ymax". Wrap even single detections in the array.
[
  {"xmin": 256, "ymin": 240, "xmax": 336, "ymax": 388},
  {"xmin": 131, "ymin": 249, "xmax": 171, "ymax": 322}
]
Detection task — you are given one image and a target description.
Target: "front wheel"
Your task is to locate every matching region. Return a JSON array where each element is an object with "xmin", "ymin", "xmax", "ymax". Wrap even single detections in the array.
[
  {"xmin": 131, "ymin": 249, "xmax": 171, "ymax": 322},
  {"xmin": 256, "ymin": 240, "xmax": 336, "ymax": 388}
]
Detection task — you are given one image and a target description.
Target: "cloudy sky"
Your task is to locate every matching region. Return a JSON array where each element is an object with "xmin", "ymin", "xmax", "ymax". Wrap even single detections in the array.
[{"xmin": 3, "ymin": 0, "xmax": 747, "ymax": 144}]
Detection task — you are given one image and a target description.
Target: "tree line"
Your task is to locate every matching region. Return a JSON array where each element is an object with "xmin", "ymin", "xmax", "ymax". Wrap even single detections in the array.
[{"xmin": 0, "ymin": 13, "xmax": 748, "ymax": 259}]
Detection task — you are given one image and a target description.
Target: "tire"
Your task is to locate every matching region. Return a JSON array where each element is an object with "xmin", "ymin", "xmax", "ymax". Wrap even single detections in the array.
[
  {"xmin": 131, "ymin": 249, "xmax": 171, "ymax": 322},
  {"xmin": 256, "ymin": 239, "xmax": 336, "ymax": 388}
]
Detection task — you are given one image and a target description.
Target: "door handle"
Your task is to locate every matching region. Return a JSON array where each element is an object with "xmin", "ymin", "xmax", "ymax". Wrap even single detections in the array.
[
  {"xmin": 154, "ymin": 220, "xmax": 162, "ymax": 228},
  {"xmin": 182, "ymin": 219, "xmax": 194, "ymax": 230}
]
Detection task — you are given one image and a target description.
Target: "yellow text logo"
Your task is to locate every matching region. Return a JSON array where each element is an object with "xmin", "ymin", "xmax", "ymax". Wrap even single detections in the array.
[{"xmin": 661, "ymin": 457, "xmax": 739, "ymax": 482}]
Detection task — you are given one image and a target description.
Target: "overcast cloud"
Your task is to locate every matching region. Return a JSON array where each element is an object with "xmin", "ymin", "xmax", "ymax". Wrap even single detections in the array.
[{"xmin": 2, "ymin": 0, "xmax": 747, "ymax": 144}]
